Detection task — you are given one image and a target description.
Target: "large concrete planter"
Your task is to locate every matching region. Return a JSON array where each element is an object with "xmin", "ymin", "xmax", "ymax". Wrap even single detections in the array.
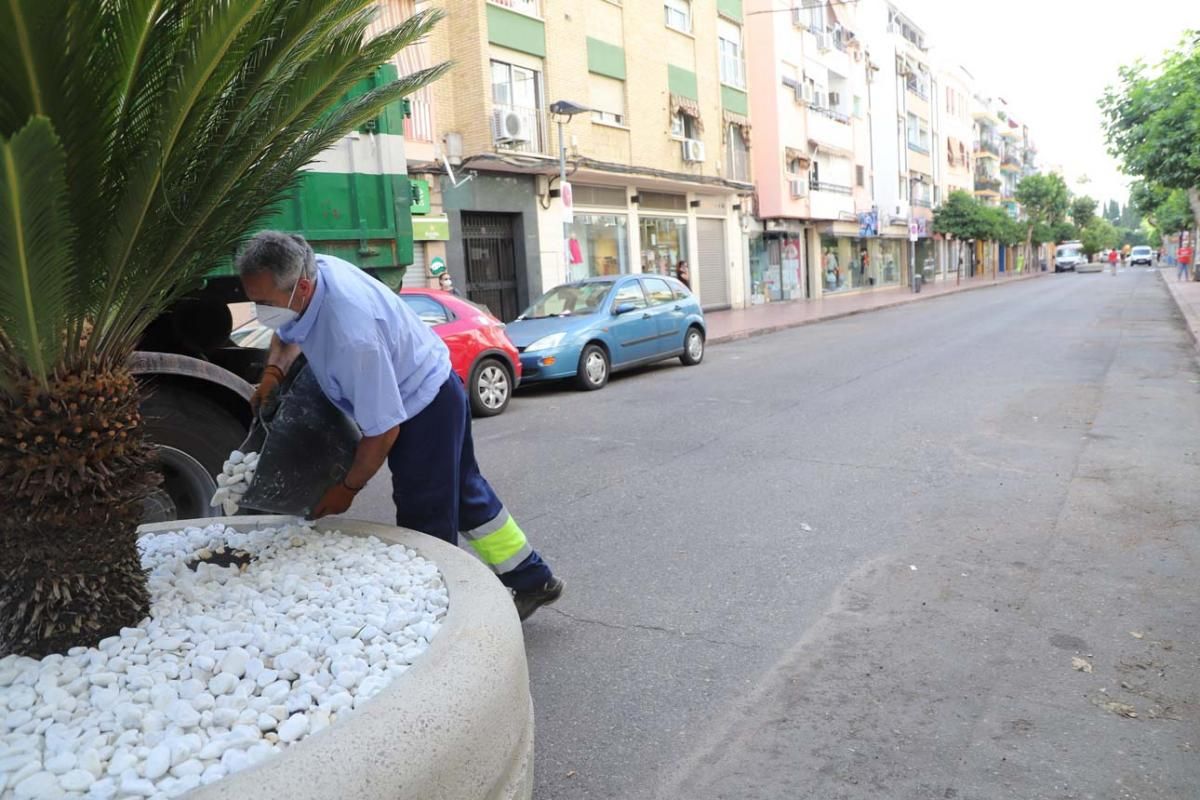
[{"xmin": 137, "ymin": 515, "xmax": 534, "ymax": 800}]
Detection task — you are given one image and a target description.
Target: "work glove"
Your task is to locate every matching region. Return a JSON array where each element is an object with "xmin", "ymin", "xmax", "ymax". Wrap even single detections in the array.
[
  {"xmin": 251, "ymin": 365, "xmax": 285, "ymax": 412},
  {"xmin": 309, "ymin": 479, "xmax": 361, "ymax": 519}
]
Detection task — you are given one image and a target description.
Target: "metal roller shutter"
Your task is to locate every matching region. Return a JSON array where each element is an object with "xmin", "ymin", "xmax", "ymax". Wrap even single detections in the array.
[
  {"xmin": 697, "ymin": 218, "xmax": 730, "ymax": 310},
  {"xmin": 402, "ymin": 242, "xmax": 427, "ymax": 289}
]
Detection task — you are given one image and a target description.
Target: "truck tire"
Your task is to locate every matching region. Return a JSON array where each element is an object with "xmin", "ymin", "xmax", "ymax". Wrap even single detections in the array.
[{"xmin": 140, "ymin": 385, "xmax": 246, "ymax": 523}]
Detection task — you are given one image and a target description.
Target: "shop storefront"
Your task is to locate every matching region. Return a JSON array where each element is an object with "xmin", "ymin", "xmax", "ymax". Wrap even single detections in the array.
[
  {"xmin": 818, "ymin": 234, "xmax": 904, "ymax": 293},
  {"xmin": 748, "ymin": 228, "xmax": 805, "ymax": 303},
  {"xmin": 914, "ymin": 237, "xmax": 936, "ymax": 282},
  {"xmin": 566, "ymin": 214, "xmax": 629, "ymax": 281},
  {"xmin": 639, "ymin": 215, "xmax": 688, "ymax": 280}
]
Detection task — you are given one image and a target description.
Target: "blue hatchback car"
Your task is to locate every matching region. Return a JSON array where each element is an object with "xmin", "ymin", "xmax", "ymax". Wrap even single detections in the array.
[{"xmin": 506, "ymin": 275, "xmax": 706, "ymax": 390}]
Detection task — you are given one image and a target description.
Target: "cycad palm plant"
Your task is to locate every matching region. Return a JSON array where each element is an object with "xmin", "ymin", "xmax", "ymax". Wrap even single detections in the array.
[{"xmin": 0, "ymin": 0, "xmax": 447, "ymax": 657}]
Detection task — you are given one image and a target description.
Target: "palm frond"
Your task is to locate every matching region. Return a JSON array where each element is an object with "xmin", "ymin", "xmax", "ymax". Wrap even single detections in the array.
[{"xmin": 0, "ymin": 117, "xmax": 74, "ymax": 391}]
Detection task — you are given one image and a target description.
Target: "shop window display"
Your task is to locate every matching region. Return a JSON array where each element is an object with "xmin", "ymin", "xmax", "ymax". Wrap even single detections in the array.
[
  {"xmin": 568, "ymin": 214, "xmax": 629, "ymax": 281},
  {"xmin": 640, "ymin": 217, "xmax": 688, "ymax": 279}
]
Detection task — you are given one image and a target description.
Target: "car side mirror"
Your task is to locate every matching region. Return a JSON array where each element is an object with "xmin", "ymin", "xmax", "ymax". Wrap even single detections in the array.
[{"xmin": 613, "ymin": 303, "xmax": 636, "ymax": 315}]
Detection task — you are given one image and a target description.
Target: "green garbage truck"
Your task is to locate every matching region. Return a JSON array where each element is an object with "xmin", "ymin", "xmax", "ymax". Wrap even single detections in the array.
[{"xmin": 135, "ymin": 72, "xmax": 418, "ymax": 523}]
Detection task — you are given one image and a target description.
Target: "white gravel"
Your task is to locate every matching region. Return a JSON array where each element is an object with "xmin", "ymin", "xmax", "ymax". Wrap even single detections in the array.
[
  {"xmin": 0, "ymin": 522, "xmax": 448, "ymax": 799},
  {"xmin": 209, "ymin": 451, "xmax": 258, "ymax": 516}
]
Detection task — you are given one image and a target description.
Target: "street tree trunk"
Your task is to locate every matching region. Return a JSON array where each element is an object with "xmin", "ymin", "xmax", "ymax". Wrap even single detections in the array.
[{"xmin": 0, "ymin": 361, "xmax": 157, "ymax": 657}]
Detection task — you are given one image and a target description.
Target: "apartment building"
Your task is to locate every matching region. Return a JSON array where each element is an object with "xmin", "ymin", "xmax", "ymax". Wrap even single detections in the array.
[
  {"xmin": 400, "ymin": 0, "xmax": 752, "ymax": 319},
  {"xmin": 745, "ymin": 0, "xmax": 876, "ymax": 301},
  {"xmin": 972, "ymin": 93, "xmax": 1003, "ymax": 208}
]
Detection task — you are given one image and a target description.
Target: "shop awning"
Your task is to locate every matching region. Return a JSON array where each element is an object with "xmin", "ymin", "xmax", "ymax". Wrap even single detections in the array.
[{"xmin": 670, "ymin": 94, "xmax": 704, "ymax": 133}]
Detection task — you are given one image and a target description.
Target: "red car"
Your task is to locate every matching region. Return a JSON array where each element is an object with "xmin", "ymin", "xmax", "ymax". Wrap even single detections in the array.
[{"xmin": 398, "ymin": 289, "xmax": 522, "ymax": 417}]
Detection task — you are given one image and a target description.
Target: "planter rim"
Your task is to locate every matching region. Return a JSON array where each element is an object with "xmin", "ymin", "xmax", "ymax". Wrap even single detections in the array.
[{"xmin": 136, "ymin": 515, "xmax": 534, "ymax": 800}]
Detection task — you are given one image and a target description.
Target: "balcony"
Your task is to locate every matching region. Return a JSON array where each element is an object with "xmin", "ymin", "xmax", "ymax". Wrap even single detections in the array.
[
  {"xmin": 911, "ymin": 197, "xmax": 932, "ymax": 208},
  {"xmin": 489, "ymin": 0, "xmax": 540, "ymax": 16},
  {"xmin": 491, "ymin": 104, "xmax": 548, "ymax": 155},
  {"xmin": 974, "ymin": 176, "xmax": 1001, "ymax": 195},
  {"xmin": 907, "ymin": 140, "xmax": 930, "ymax": 156},
  {"xmin": 1000, "ymin": 154, "xmax": 1022, "ymax": 173},
  {"xmin": 974, "ymin": 139, "xmax": 1000, "ymax": 158},
  {"xmin": 810, "ymin": 104, "xmax": 850, "ymax": 125},
  {"xmin": 810, "ymin": 179, "xmax": 853, "ymax": 195}
]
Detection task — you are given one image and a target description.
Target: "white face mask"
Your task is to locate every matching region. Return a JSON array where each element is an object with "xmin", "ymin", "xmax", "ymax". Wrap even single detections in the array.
[{"xmin": 254, "ymin": 278, "xmax": 301, "ymax": 330}]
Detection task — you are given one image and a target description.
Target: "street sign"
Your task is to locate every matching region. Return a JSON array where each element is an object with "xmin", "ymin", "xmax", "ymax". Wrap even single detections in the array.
[
  {"xmin": 429, "ymin": 256, "xmax": 446, "ymax": 276},
  {"xmin": 909, "ymin": 220, "xmax": 919, "ymax": 242},
  {"xmin": 414, "ymin": 215, "xmax": 450, "ymax": 241}
]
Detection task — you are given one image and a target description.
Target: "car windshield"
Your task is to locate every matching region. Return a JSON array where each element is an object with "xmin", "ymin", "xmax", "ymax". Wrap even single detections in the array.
[
  {"xmin": 519, "ymin": 282, "xmax": 613, "ymax": 319},
  {"xmin": 1132, "ymin": 246, "xmax": 1151, "ymax": 255},
  {"xmin": 1057, "ymin": 246, "xmax": 1080, "ymax": 257}
]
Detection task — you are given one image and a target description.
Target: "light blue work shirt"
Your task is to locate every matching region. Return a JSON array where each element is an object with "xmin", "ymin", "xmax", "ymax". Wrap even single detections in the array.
[{"xmin": 276, "ymin": 255, "xmax": 451, "ymax": 436}]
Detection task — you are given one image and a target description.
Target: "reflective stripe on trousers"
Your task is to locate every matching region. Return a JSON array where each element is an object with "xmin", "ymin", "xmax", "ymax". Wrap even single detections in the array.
[{"xmin": 461, "ymin": 506, "xmax": 534, "ymax": 575}]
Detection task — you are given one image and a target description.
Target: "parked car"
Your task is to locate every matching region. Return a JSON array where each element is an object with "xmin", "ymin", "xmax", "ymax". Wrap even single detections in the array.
[
  {"xmin": 231, "ymin": 289, "xmax": 521, "ymax": 417},
  {"xmin": 506, "ymin": 275, "xmax": 706, "ymax": 391},
  {"xmin": 1129, "ymin": 245, "xmax": 1155, "ymax": 266},
  {"xmin": 1055, "ymin": 242, "xmax": 1086, "ymax": 272}
]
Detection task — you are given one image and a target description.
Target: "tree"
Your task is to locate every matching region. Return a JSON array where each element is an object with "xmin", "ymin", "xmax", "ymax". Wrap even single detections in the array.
[
  {"xmin": 1071, "ymin": 196, "xmax": 1098, "ymax": 230},
  {"xmin": 1101, "ymin": 32, "xmax": 1200, "ymax": 233},
  {"xmin": 0, "ymin": 0, "xmax": 448, "ymax": 657},
  {"xmin": 1052, "ymin": 221, "xmax": 1079, "ymax": 243},
  {"xmin": 1131, "ymin": 180, "xmax": 1192, "ymax": 237},
  {"xmin": 1080, "ymin": 219, "xmax": 1120, "ymax": 259},
  {"xmin": 1016, "ymin": 173, "xmax": 1069, "ymax": 270},
  {"xmin": 1104, "ymin": 199, "xmax": 1121, "ymax": 224}
]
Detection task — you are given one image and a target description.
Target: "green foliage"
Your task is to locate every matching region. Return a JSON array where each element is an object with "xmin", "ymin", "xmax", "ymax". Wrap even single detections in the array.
[
  {"xmin": 1131, "ymin": 180, "xmax": 1192, "ymax": 235},
  {"xmin": 1052, "ymin": 221, "xmax": 1079, "ymax": 243},
  {"xmin": 1103, "ymin": 199, "xmax": 1121, "ymax": 224},
  {"xmin": 1101, "ymin": 32, "xmax": 1200, "ymax": 194},
  {"xmin": 1070, "ymin": 196, "xmax": 1098, "ymax": 230},
  {"xmin": 932, "ymin": 190, "xmax": 983, "ymax": 240},
  {"xmin": 1080, "ymin": 218, "xmax": 1120, "ymax": 258},
  {"xmin": 0, "ymin": 0, "xmax": 449, "ymax": 393},
  {"xmin": 1015, "ymin": 173, "xmax": 1069, "ymax": 227}
]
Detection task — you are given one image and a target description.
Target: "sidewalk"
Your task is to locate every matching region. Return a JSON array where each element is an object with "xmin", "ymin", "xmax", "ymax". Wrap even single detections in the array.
[
  {"xmin": 1159, "ymin": 267, "xmax": 1200, "ymax": 348},
  {"xmin": 705, "ymin": 267, "xmax": 1049, "ymax": 344}
]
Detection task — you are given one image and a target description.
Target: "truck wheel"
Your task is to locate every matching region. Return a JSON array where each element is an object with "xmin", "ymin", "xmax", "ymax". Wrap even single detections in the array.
[{"xmin": 140, "ymin": 385, "xmax": 246, "ymax": 524}]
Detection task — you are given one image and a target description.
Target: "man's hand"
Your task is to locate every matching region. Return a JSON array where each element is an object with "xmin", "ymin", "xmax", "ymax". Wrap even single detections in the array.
[
  {"xmin": 310, "ymin": 479, "xmax": 361, "ymax": 519},
  {"xmin": 251, "ymin": 365, "xmax": 285, "ymax": 412}
]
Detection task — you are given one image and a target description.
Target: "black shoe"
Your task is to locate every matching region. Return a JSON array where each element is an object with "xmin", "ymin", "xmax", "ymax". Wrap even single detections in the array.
[{"xmin": 513, "ymin": 577, "xmax": 564, "ymax": 621}]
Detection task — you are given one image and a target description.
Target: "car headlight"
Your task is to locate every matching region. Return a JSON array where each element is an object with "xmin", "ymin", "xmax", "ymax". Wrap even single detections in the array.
[{"xmin": 525, "ymin": 332, "xmax": 567, "ymax": 353}]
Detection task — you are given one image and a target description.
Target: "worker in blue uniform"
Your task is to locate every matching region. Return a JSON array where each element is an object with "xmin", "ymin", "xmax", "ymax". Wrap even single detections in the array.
[{"xmin": 237, "ymin": 231, "xmax": 563, "ymax": 620}]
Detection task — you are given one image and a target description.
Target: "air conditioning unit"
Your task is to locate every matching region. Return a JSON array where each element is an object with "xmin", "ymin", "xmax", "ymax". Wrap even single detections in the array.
[
  {"xmin": 790, "ymin": 179, "xmax": 807, "ymax": 199},
  {"xmin": 492, "ymin": 107, "xmax": 531, "ymax": 144},
  {"xmin": 682, "ymin": 138, "xmax": 705, "ymax": 163},
  {"xmin": 828, "ymin": 91, "xmax": 841, "ymax": 107},
  {"xmin": 801, "ymin": 82, "xmax": 814, "ymax": 105},
  {"xmin": 817, "ymin": 30, "xmax": 833, "ymax": 51},
  {"xmin": 791, "ymin": 7, "xmax": 805, "ymax": 27}
]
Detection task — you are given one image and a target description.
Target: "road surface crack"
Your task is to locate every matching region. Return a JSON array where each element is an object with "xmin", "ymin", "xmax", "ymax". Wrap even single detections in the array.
[{"xmin": 546, "ymin": 607, "xmax": 753, "ymax": 649}]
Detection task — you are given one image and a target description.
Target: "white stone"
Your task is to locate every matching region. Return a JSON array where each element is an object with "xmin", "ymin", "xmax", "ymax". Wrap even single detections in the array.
[
  {"xmin": 142, "ymin": 743, "xmax": 171, "ymax": 779},
  {"xmin": 170, "ymin": 758, "xmax": 204, "ymax": 778},
  {"xmin": 59, "ymin": 768, "xmax": 94, "ymax": 792},
  {"xmin": 208, "ymin": 673, "xmax": 238, "ymax": 696},
  {"xmin": 276, "ymin": 714, "xmax": 308, "ymax": 743},
  {"xmin": 44, "ymin": 751, "xmax": 75, "ymax": 775},
  {"xmin": 119, "ymin": 773, "xmax": 157, "ymax": 796},
  {"xmin": 219, "ymin": 648, "xmax": 249, "ymax": 679},
  {"xmin": 13, "ymin": 771, "xmax": 59, "ymax": 799},
  {"xmin": 229, "ymin": 451, "xmax": 245, "ymax": 465}
]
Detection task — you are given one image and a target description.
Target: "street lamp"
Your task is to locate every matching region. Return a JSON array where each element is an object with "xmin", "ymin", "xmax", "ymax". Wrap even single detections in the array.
[{"xmin": 550, "ymin": 100, "xmax": 589, "ymax": 283}]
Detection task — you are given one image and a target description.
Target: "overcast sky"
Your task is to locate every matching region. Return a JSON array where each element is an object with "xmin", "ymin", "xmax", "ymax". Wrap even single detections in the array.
[{"xmin": 894, "ymin": 0, "xmax": 1190, "ymax": 207}]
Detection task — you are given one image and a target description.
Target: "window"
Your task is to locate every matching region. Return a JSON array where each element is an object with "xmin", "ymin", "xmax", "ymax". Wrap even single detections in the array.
[
  {"xmin": 641, "ymin": 277, "xmax": 676, "ymax": 306},
  {"xmin": 491, "ymin": 60, "xmax": 542, "ymax": 150},
  {"xmin": 856, "ymin": 165, "xmax": 865, "ymax": 187},
  {"xmin": 808, "ymin": 2, "xmax": 825, "ymax": 32},
  {"xmin": 671, "ymin": 111, "xmax": 699, "ymax": 139},
  {"xmin": 718, "ymin": 21, "xmax": 746, "ymax": 89},
  {"xmin": 787, "ymin": 156, "xmax": 806, "ymax": 176},
  {"xmin": 664, "ymin": 0, "xmax": 691, "ymax": 32},
  {"xmin": 906, "ymin": 113, "xmax": 929, "ymax": 153},
  {"xmin": 589, "ymin": 74, "xmax": 626, "ymax": 126},
  {"xmin": 489, "ymin": 0, "xmax": 541, "ymax": 15},
  {"xmin": 670, "ymin": 278, "xmax": 692, "ymax": 299},
  {"xmin": 725, "ymin": 123, "xmax": 749, "ymax": 182},
  {"xmin": 639, "ymin": 216, "xmax": 688, "ymax": 277},
  {"xmin": 567, "ymin": 214, "xmax": 629, "ymax": 280},
  {"xmin": 853, "ymin": 95, "xmax": 863, "ymax": 118},
  {"xmin": 612, "ymin": 280, "xmax": 648, "ymax": 311},
  {"xmin": 399, "ymin": 295, "xmax": 451, "ymax": 326}
]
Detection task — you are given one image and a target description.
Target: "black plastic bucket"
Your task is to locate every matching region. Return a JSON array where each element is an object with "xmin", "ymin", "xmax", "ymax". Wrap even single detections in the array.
[{"xmin": 237, "ymin": 360, "xmax": 361, "ymax": 517}]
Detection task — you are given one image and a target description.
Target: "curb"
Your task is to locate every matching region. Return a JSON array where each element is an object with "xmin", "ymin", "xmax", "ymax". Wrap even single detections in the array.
[
  {"xmin": 1158, "ymin": 269, "xmax": 1200, "ymax": 350},
  {"xmin": 709, "ymin": 270, "xmax": 1050, "ymax": 346}
]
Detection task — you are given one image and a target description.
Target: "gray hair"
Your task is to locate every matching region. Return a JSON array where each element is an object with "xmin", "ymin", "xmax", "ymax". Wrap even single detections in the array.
[{"xmin": 236, "ymin": 231, "xmax": 316, "ymax": 289}]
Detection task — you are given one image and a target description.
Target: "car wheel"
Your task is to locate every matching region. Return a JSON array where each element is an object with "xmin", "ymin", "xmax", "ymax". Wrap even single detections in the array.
[
  {"xmin": 680, "ymin": 326, "xmax": 705, "ymax": 366},
  {"xmin": 575, "ymin": 344, "xmax": 609, "ymax": 391},
  {"xmin": 469, "ymin": 358, "xmax": 511, "ymax": 417}
]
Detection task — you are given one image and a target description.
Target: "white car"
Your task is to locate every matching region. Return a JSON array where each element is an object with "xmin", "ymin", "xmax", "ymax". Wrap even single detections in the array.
[
  {"xmin": 1055, "ymin": 243, "xmax": 1085, "ymax": 272},
  {"xmin": 1129, "ymin": 245, "xmax": 1154, "ymax": 266}
]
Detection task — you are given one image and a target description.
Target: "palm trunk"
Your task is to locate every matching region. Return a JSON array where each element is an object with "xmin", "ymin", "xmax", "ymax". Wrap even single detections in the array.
[{"xmin": 0, "ymin": 361, "xmax": 156, "ymax": 657}]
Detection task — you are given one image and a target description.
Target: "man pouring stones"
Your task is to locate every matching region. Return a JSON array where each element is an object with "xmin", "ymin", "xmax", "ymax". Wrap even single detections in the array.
[{"xmin": 237, "ymin": 232, "xmax": 563, "ymax": 620}]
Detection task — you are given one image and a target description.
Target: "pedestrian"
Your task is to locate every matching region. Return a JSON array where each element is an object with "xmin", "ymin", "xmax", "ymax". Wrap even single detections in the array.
[
  {"xmin": 676, "ymin": 260, "xmax": 691, "ymax": 290},
  {"xmin": 438, "ymin": 271, "xmax": 462, "ymax": 297},
  {"xmin": 237, "ymin": 232, "xmax": 564, "ymax": 621},
  {"xmin": 1108, "ymin": 247, "xmax": 1119, "ymax": 276},
  {"xmin": 1179, "ymin": 243, "xmax": 1194, "ymax": 282}
]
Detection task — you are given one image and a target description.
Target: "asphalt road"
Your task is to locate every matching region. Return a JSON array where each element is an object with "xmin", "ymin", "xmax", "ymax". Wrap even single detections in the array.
[{"xmin": 345, "ymin": 267, "xmax": 1200, "ymax": 800}]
